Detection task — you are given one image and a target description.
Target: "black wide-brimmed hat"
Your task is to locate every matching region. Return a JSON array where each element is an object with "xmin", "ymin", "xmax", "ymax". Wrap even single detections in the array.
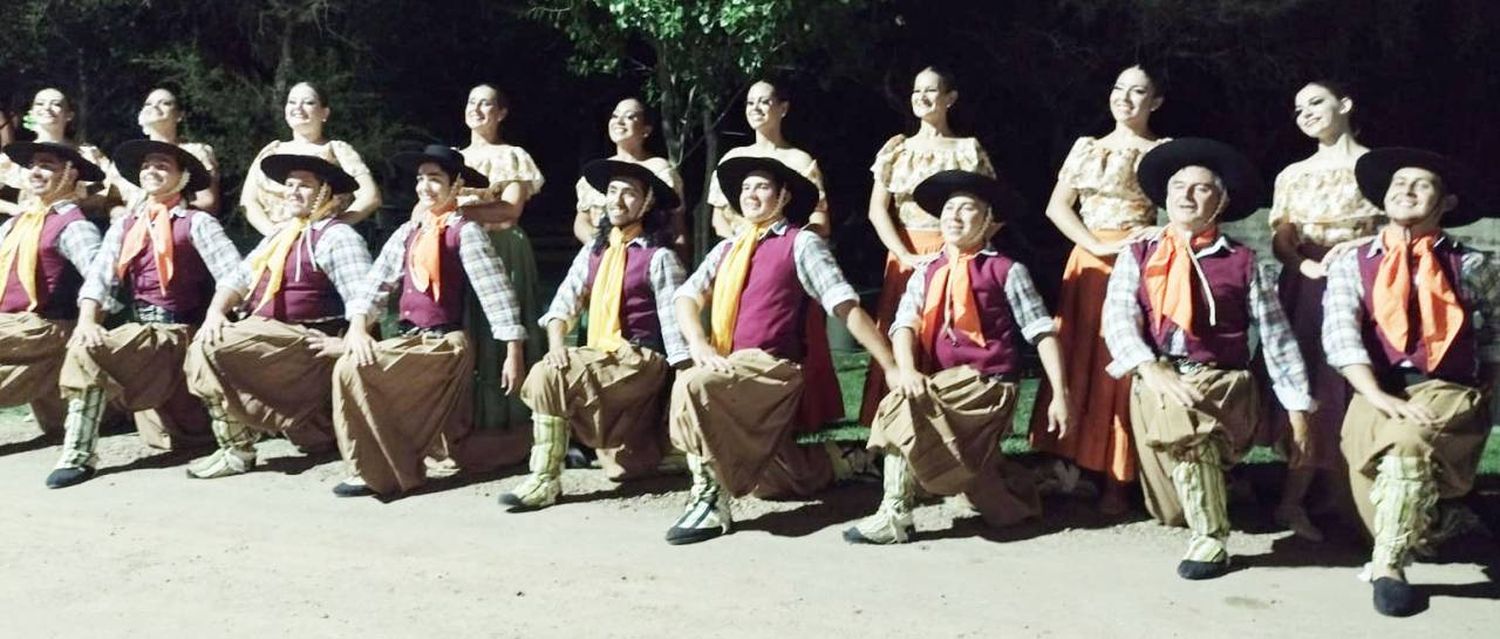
[
  {"xmin": 390, "ymin": 144, "xmax": 488, "ymax": 188},
  {"xmin": 2, "ymin": 141, "xmax": 106, "ymax": 183},
  {"xmin": 261, "ymin": 154, "xmax": 358, "ymax": 195},
  {"xmin": 1137, "ymin": 138, "xmax": 1263, "ymax": 222},
  {"xmin": 715, "ymin": 156, "xmax": 818, "ymax": 219},
  {"xmin": 913, "ymin": 170, "xmax": 1019, "ymax": 217},
  {"xmin": 582, "ymin": 159, "xmax": 681, "ymax": 211},
  {"xmin": 1355, "ymin": 147, "xmax": 1482, "ymax": 227},
  {"xmin": 111, "ymin": 140, "xmax": 212, "ymax": 193}
]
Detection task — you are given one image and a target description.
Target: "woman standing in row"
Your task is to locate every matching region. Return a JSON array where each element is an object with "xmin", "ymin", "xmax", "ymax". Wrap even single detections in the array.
[
  {"xmin": 109, "ymin": 87, "xmax": 220, "ymax": 216},
  {"xmin": 240, "ymin": 82, "xmax": 381, "ymax": 235},
  {"xmin": 571, "ymin": 97, "xmax": 685, "ymax": 250},
  {"xmin": 860, "ymin": 66, "xmax": 994, "ymax": 426},
  {"xmin": 457, "ymin": 84, "xmax": 546, "ymax": 433},
  {"xmin": 706, "ymin": 80, "xmax": 830, "ymax": 239},
  {"xmin": 0, "ymin": 87, "xmax": 115, "ymax": 217},
  {"xmin": 1264, "ymin": 80, "xmax": 1380, "ymax": 541},
  {"xmin": 1031, "ymin": 65, "xmax": 1168, "ymax": 515}
]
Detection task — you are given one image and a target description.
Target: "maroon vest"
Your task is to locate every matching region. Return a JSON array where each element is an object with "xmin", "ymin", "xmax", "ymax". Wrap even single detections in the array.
[
  {"xmin": 0, "ymin": 204, "xmax": 87, "ymax": 319},
  {"xmin": 122, "ymin": 210, "xmax": 214, "ymax": 323},
  {"xmin": 247, "ymin": 222, "xmax": 345, "ymax": 322},
  {"xmin": 1130, "ymin": 237, "xmax": 1255, "ymax": 369},
  {"xmin": 727, "ymin": 227, "xmax": 808, "ymax": 361},
  {"xmin": 584, "ymin": 242, "xmax": 665, "ymax": 353},
  {"xmin": 397, "ymin": 220, "xmax": 467, "ymax": 329},
  {"xmin": 922, "ymin": 252, "xmax": 1023, "ymax": 376},
  {"xmin": 1355, "ymin": 242, "xmax": 1478, "ymax": 385}
]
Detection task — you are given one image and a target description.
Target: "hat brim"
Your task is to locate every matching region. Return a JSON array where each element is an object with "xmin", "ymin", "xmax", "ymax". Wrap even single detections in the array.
[
  {"xmin": 1137, "ymin": 138, "xmax": 1263, "ymax": 222},
  {"xmin": 112, "ymin": 140, "xmax": 211, "ymax": 193},
  {"xmin": 913, "ymin": 170, "xmax": 1020, "ymax": 219},
  {"xmin": 3, "ymin": 141, "xmax": 106, "ymax": 183},
  {"xmin": 715, "ymin": 156, "xmax": 818, "ymax": 220},
  {"xmin": 261, "ymin": 154, "xmax": 359, "ymax": 195},
  {"xmin": 581, "ymin": 159, "xmax": 681, "ymax": 212},
  {"xmin": 390, "ymin": 151, "xmax": 488, "ymax": 189},
  {"xmin": 1355, "ymin": 148, "xmax": 1480, "ymax": 227}
]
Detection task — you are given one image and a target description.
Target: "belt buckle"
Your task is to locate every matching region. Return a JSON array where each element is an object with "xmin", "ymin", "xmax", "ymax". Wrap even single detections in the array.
[{"xmin": 1172, "ymin": 358, "xmax": 1208, "ymax": 376}]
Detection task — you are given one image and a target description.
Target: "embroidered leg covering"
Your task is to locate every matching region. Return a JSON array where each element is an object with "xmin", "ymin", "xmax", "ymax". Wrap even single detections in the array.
[
  {"xmin": 844, "ymin": 453, "xmax": 915, "ymax": 544},
  {"xmin": 55, "ymin": 387, "xmax": 105, "ymax": 469},
  {"xmin": 499, "ymin": 414, "xmax": 566, "ymax": 511}
]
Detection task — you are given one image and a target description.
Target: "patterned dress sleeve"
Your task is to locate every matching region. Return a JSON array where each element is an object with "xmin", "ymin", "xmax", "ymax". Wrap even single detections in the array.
[
  {"xmin": 328, "ymin": 140, "xmax": 372, "ymax": 179},
  {"xmin": 1266, "ymin": 167, "xmax": 1294, "ymax": 229},
  {"xmin": 967, "ymin": 138, "xmax": 996, "ymax": 178},
  {"xmin": 1056, "ymin": 137, "xmax": 1095, "ymax": 187},
  {"xmin": 239, "ymin": 140, "xmax": 281, "ymax": 209},
  {"xmin": 482, "ymin": 146, "xmax": 546, "ymax": 198},
  {"xmin": 869, "ymin": 134, "xmax": 909, "ymax": 189}
]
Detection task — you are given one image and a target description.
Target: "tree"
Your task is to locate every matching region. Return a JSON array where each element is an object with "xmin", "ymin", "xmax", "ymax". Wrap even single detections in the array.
[{"xmin": 525, "ymin": 0, "xmax": 886, "ymax": 259}]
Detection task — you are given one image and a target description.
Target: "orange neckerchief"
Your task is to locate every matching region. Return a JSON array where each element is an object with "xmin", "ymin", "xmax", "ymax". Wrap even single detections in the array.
[
  {"xmin": 586, "ymin": 223, "xmax": 644, "ymax": 352},
  {"xmin": 116, "ymin": 194, "xmax": 183, "ymax": 294},
  {"xmin": 920, "ymin": 246, "xmax": 986, "ymax": 351},
  {"xmin": 408, "ymin": 200, "xmax": 460, "ymax": 302},
  {"xmin": 1142, "ymin": 227, "xmax": 1220, "ymax": 336},
  {"xmin": 1370, "ymin": 226, "xmax": 1465, "ymax": 371}
]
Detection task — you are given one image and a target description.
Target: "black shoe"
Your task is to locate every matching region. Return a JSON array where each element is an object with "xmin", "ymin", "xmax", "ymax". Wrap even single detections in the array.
[
  {"xmin": 665, "ymin": 524, "xmax": 726, "ymax": 545},
  {"xmin": 564, "ymin": 444, "xmax": 595, "ymax": 470},
  {"xmin": 331, "ymin": 481, "xmax": 375, "ymax": 498},
  {"xmin": 1372, "ymin": 577, "xmax": 1421, "ymax": 617},
  {"xmin": 1176, "ymin": 558, "xmax": 1230, "ymax": 580},
  {"xmin": 45, "ymin": 465, "xmax": 96, "ymax": 489}
]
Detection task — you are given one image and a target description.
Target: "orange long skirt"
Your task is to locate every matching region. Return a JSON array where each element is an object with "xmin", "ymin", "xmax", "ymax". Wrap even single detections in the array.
[
  {"xmin": 860, "ymin": 229, "xmax": 945, "ymax": 426},
  {"xmin": 1029, "ymin": 232, "xmax": 1137, "ymax": 483}
]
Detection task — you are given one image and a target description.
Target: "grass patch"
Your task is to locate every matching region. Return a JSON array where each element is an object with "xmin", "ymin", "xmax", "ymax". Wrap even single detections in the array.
[{"xmin": 802, "ymin": 350, "xmax": 1500, "ymax": 476}]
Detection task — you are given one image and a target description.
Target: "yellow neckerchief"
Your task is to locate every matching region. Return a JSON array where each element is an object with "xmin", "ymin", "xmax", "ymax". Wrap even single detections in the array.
[
  {"xmin": 248, "ymin": 185, "xmax": 337, "ymax": 312},
  {"xmin": 709, "ymin": 216, "xmax": 780, "ymax": 354},
  {"xmin": 0, "ymin": 166, "xmax": 77, "ymax": 310},
  {"xmin": 408, "ymin": 180, "xmax": 464, "ymax": 302},
  {"xmin": 586, "ymin": 222, "xmax": 645, "ymax": 352},
  {"xmin": 115, "ymin": 171, "xmax": 192, "ymax": 293}
]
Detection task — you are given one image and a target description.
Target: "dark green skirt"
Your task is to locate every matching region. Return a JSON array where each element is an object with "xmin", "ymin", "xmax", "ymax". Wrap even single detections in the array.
[{"xmin": 466, "ymin": 226, "xmax": 545, "ymax": 431}]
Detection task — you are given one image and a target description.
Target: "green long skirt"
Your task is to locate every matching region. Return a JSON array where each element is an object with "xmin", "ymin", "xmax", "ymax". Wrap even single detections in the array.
[{"xmin": 467, "ymin": 226, "xmax": 545, "ymax": 431}]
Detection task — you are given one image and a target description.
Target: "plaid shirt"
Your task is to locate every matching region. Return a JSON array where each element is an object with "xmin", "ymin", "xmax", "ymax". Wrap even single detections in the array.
[
  {"xmin": 1102, "ymin": 234, "xmax": 1313, "ymax": 411},
  {"xmin": 1322, "ymin": 234, "xmax": 1500, "ymax": 370},
  {"xmin": 889, "ymin": 248, "xmax": 1055, "ymax": 344},
  {"xmin": 78, "ymin": 202, "xmax": 242, "ymax": 314},
  {"xmin": 223, "ymin": 218, "xmax": 371, "ymax": 318},
  {"xmin": 539, "ymin": 239, "xmax": 689, "ymax": 364},
  {"xmin": 347, "ymin": 219, "xmax": 525, "ymax": 341},
  {"xmin": 675, "ymin": 218, "xmax": 859, "ymax": 314},
  {"xmin": 0, "ymin": 204, "xmax": 103, "ymax": 278}
]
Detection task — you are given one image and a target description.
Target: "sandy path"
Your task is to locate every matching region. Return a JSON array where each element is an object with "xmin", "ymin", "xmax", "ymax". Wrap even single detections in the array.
[{"xmin": 0, "ymin": 418, "xmax": 1495, "ymax": 638}]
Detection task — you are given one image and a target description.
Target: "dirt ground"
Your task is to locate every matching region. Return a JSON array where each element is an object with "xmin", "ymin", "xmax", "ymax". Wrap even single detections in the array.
[{"xmin": 1, "ymin": 415, "xmax": 1496, "ymax": 639}]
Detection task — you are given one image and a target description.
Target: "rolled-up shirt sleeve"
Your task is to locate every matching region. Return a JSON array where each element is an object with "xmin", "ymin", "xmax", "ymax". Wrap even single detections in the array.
[
  {"xmin": 1249, "ymin": 260, "xmax": 1313, "ymax": 411},
  {"xmin": 1102, "ymin": 246, "xmax": 1157, "ymax": 377},
  {"xmin": 78, "ymin": 218, "xmax": 126, "ymax": 313},
  {"xmin": 791, "ymin": 231, "xmax": 859, "ymax": 314},
  {"xmin": 889, "ymin": 262, "xmax": 928, "ymax": 337},
  {"xmin": 652, "ymin": 249, "xmax": 690, "ymax": 365},
  {"xmin": 1321, "ymin": 250, "xmax": 1371, "ymax": 370},
  {"xmin": 1005, "ymin": 262, "xmax": 1057, "ymax": 345},
  {"xmin": 458, "ymin": 222, "xmax": 525, "ymax": 341}
]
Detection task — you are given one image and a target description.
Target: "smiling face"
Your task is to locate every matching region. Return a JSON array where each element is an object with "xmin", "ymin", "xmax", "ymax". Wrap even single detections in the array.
[
  {"xmin": 25, "ymin": 151, "xmax": 73, "ymax": 199},
  {"xmin": 29, "ymin": 88, "xmax": 72, "ymax": 135},
  {"xmin": 414, "ymin": 161, "xmax": 455, "ymax": 205},
  {"xmin": 1293, "ymin": 83, "xmax": 1351, "ymax": 140},
  {"xmin": 910, "ymin": 68, "xmax": 955, "ymax": 123},
  {"xmin": 1108, "ymin": 66, "xmax": 1161, "ymax": 125},
  {"xmin": 604, "ymin": 177, "xmax": 650, "ymax": 228},
  {"xmin": 281, "ymin": 169, "xmax": 325, "ymax": 218},
  {"xmin": 139, "ymin": 152, "xmax": 184, "ymax": 198},
  {"xmin": 1164, "ymin": 165, "xmax": 1227, "ymax": 232},
  {"xmin": 939, "ymin": 193, "xmax": 995, "ymax": 250},
  {"xmin": 738, "ymin": 171, "xmax": 787, "ymax": 225},
  {"xmin": 744, "ymin": 81, "xmax": 787, "ymax": 133},
  {"xmin": 283, "ymin": 83, "xmax": 328, "ymax": 133},
  {"xmin": 139, "ymin": 88, "xmax": 182, "ymax": 131},
  {"xmin": 465, "ymin": 85, "xmax": 507, "ymax": 132},
  {"xmin": 1383, "ymin": 167, "xmax": 1456, "ymax": 226},
  {"xmin": 607, "ymin": 98, "xmax": 651, "ymax": 146}
]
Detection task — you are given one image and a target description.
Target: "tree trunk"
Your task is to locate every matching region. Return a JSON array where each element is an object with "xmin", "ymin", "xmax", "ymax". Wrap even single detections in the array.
[{"xmin": 695, "ymin": 108, "xmax": 720, "ymax": 266}]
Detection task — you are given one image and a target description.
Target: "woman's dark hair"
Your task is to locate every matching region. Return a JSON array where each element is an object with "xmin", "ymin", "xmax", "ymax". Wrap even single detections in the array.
[
  {"xmin": 615, "ymin": 96, "xmax": 660, "ymax": 131},
  {"xmin": 1124, "ymin": 62, "xmax": 1168, "ymax": 97},
  {"xmin": 149, "ymin": 84, "xmax": 189, "ymax": 113},
  {"xmin": 289, "ymin": 81, "xmax": 328, "ymax": 108},
  {"xmin": 754, "ymin": 77, "xmax": 793, "ymax": 103},
  {"xmin": 472, "ymin": 83, "xmax": 511, "ymax": 111},
  {"xmin": 1305, "ymin": 79, "xmax": 1353, "ymax": 100},
  {"xmin": 918, "ymin": 65, "xmax": 958, "ymax": 93},
  {"xmin": 589, "ymin": 190, "xmax": 673, "ymax": 254}
]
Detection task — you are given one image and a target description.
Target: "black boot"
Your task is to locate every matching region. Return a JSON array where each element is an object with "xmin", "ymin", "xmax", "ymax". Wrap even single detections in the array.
[
  {"xmin": 1372, "ymin": 577, "xmax": 1420, "ymax": 617},
  {"xmin": 45, "ymin": 465, "xmax": 97, "ymax": 489}
]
